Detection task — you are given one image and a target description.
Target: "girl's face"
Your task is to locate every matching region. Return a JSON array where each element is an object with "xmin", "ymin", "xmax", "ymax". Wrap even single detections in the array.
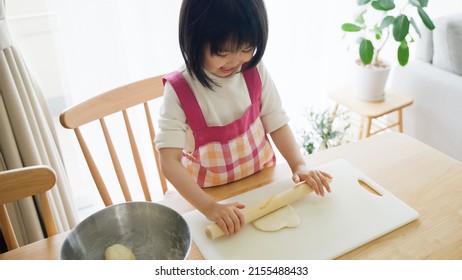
[{"xmin": 203, "ymin": 43, "xmax": 255, "ymax": 78}]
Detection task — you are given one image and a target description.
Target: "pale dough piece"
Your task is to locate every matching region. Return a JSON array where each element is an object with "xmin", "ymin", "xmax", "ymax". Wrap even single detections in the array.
[
  {"xmin": 252, "ymin": 205, "xmax": 300, "ymax": 232},
  {"xmin": 104, "ymin": 244, "xmax": 136, "ymax": 260}
]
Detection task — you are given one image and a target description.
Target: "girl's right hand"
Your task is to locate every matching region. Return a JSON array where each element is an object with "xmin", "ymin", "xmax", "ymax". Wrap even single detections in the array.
[{"xmin": 203, "ymin": 202, "xmax": 246, "ymax": 236}]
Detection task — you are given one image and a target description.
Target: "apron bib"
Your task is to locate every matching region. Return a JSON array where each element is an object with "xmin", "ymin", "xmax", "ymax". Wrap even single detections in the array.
[{"xmin": 163, "ymin": 67, "xmax": 275, "ymax": 187}]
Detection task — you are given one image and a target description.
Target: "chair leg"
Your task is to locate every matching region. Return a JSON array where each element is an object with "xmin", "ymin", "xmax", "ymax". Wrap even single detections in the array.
[{"xmin": 0, "ymin": 204, "xmax": 19, "ymax": 250}]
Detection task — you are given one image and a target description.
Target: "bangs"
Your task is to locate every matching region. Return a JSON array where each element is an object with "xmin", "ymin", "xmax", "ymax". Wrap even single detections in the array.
[
  {"xmin": 209, "ymin": 36, "xmax": 255, "ymax": 55},
  {"xmin": 205, "ymin": 1, "xmax": 265, "ymax": 54},
  {"xmin": 208, "ymin": 21, "xmax": 260, "ymax": 54}
]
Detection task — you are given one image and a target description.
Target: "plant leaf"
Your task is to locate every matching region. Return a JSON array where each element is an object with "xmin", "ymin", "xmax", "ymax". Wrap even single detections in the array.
[
  {"xmin": 418, "ymin": 7, "xmax": 435, "ymax": 30},
  {"xmin": 354, "ymin": 8, "xmax": 367, "ymax": 24},
  {"xmin": 342, "ymin": 23, "xmax": 362, "ymax": 32},
  {"xmin": 380, "ymin": 15, "xmax": 395, "ymax": 29},
  {"xmin": 397, "ymin": 40, "xmax": 409, "ymax": 66},
  {"xmin": 371, "ymin": 0, "xmax": 396, "ymax": 11},
  {"xmin": 409, "ymin": 0, "xmax": 420, "ymax": 7},
  {"xmin": 357, "ymin": 14, "xmax": 365, "ymax": 24},
  {"xmin": 393, "ymin": 15, "xmax": 410, "ymax": 42},
  {"xmin": 357, "ymin": 0, "xmax": 371, "ymax": 5},
  {"xmin": 410, "ymin": 17, "xmax": 421, "ymax": 37},
  {"xmin": 418, "ymin": 0, "xmax": 429, "ymax": 7},
  {"xmin": 359, "ymin": 39, "xmax": 374, "ymax": 65}
]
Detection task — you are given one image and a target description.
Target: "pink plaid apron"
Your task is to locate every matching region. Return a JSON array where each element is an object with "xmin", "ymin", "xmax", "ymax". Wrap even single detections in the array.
[{"xmin": 163, "ymin": 67, "xmax": 276, "ymax": 187}]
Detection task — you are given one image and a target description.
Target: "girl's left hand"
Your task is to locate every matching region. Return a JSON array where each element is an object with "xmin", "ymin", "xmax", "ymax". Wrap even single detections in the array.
[{"xmin": 292, "ymin": 166, "xmax": 332, "ymax": 197}]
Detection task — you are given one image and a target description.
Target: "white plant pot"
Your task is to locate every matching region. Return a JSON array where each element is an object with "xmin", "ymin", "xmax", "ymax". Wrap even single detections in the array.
[{"xmin": 353, "ymin": 62, "xmax": 391, "ymax": 102}]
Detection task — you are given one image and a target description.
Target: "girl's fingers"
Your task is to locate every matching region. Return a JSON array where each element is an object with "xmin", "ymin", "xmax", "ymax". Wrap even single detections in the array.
[
  {"xmin": 229, "ymin": 212, "xmax": 241, "ymax": 233},
  {"xmin": 306, "ymin": 177, "xmax": 320, "ymax": 196},
  {"xmin": 219, "ymin": 203, "xmax": 245, "ymax": 235},
  {"xmin": 313, "ymin": 175, "xmax": 324, "ymax": 196},
  {"xmin": 319, "ymin": 171, "xmax": 332, "ymax": 193},
  {"xmin": 292, "ymin": 173, "xmax": 301, "ymax": 183},
  {"xmin": 222, "ymin": 214, "xmax": 235, "ymax": 235},
  {"xmin": 320, "ymin": 170, "xmax": 333, "ymax": 179},
  {"xmin": 216, "ymin": 218, "xmax": 229, "ymax": 236},
  {"xmin": 233, "ymin": 203, "xmax": 246, "ymax": 227},
  {"xmin": 300, "ymin": 170, "xmax": 332, "ymax": 196},
  {"xmin": 304, "ymin": 171, "xmax": 332, "ymax": 196}
]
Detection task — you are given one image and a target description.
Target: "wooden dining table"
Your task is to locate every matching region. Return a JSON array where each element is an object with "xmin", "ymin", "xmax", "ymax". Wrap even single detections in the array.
[{"xmin": 2, "ymin": 132, "xmax": 462, "ymax": 260}]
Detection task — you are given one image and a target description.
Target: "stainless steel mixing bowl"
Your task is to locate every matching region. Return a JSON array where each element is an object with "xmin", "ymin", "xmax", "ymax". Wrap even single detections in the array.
[{"xmin": 60, "ymin": 202, "xmax": 191, "ymax": 260}]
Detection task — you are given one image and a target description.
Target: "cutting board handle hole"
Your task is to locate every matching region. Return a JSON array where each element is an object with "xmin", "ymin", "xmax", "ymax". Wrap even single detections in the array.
[{"xmin": 358, "ymin": 179, "xmax": 382, "ymax": 196}]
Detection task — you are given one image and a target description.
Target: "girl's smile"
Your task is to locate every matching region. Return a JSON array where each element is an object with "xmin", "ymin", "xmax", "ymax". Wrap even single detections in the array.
[
  {"xmin": 219, "ymin": 65, "xmax": 238, "ymax": 75},
  {"xmin": 203, "ymin": 44, "xmax": 255, "ymax": 78}
]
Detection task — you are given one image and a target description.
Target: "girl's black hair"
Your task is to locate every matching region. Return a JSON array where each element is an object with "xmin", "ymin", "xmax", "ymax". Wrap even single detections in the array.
[{"xmin": 179, "ymin": 0, "xmax": 269, "ymax": 89}]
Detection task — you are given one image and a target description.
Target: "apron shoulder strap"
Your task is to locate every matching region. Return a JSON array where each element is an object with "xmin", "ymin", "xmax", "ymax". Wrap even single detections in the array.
[
  {"xmin": 162, "ymin": 71, "xmax": 207, "ymax": 130},
  {"xmin": 242, "ymin": 65, "xmax": 262, "ymax": 104}
]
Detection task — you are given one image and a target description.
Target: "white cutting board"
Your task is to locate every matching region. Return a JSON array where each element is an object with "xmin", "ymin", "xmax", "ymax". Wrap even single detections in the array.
[{"xmin": 182, "ymin": 159, "xmax": 419, "ymax": 259}]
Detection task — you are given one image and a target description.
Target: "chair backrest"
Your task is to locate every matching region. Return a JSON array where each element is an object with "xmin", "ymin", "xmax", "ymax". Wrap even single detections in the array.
[
  {"xmin": 59, "ymin": 75, "xmax": 168, "ymax": 207},
  {"xmin": 0, "ymin": 165, "xmax": 58, "ymax": 251}
]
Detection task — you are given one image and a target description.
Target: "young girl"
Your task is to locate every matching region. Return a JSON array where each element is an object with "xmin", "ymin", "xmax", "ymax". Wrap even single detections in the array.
[{"xmin": 155, "ymin": 0, "xmax": 331, "ymax": 236}]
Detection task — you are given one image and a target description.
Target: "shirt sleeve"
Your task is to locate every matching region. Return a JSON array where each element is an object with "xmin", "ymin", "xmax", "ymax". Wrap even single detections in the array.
[
  {"xmin": 154, "ymin": 81, "xmax": 189, "ymax": 150},
  {"xmin": 258, "ymin": 62, "xmax": 290, "ymax": 133}
]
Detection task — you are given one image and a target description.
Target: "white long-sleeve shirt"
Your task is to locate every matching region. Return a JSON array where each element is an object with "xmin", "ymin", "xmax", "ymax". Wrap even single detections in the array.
[{"xmin": 155, "ymin": 62, "xmax": 289, "ymax": 152}]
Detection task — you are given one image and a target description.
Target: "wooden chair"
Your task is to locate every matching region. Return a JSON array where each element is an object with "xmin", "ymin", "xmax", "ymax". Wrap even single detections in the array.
[
  {"xmin": 59, "ymin": 75, "xmax": 168, "ymax": 206},
  {"xmin": 0, "ymin": 165, "xmax": 58, "ymax": 251}
]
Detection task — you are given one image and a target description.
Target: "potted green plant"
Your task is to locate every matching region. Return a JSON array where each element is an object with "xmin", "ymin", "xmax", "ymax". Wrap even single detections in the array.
[
  {"xmin": 298, "ymin": 108, "xmax": 351, "ymax": 155},
  {"xmin": 341, "ymin": 0, "xmax": 435, "ymax": 101}
]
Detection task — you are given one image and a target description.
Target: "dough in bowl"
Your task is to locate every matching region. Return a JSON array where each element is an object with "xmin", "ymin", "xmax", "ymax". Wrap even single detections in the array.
[
  {"xmin": 252, "ymin": 205, "xmax": 300, "ymax": 232},
  {"xmin": 104, "ymin": 244, "xmax": 136, "ymax": 260}
]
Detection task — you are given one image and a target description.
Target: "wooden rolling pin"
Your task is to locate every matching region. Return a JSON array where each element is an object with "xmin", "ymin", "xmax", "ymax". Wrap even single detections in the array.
[{"xmin": 205, "ymin": 179, "xmax": 332, "ymax": 239}]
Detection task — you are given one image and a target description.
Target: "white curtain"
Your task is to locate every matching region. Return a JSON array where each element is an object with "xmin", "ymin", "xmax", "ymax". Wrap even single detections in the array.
[{"xmin": 0, "ymin": 0, "xmax": 78, "ymax": 247}]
